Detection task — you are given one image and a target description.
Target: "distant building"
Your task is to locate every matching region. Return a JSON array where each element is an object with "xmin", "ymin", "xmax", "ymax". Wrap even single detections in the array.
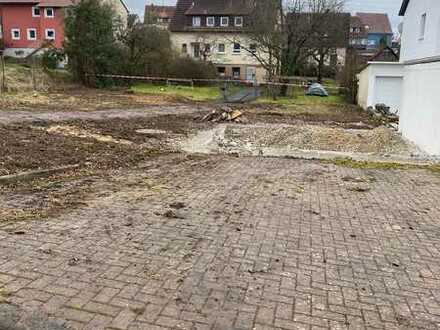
[
  {"xmin": 144, "ymin": 4, "xmax": 175, "ymax": 28},
  {"xmin": 350, "ymin": 12, "xmax": 395, "ymax": 62},
  {"xmin": 170, "ymin": 0, "xmax": 266, "ymax": 82},
  {"xmin": 356, "ymin": 13, "xmax": 393, "ymax": 49},
  {"xmin": 0, "ymin": 0, "xmax": 129, "ymax": 58}
]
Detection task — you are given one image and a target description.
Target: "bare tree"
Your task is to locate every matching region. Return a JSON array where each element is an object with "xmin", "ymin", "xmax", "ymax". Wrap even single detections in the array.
[{"xmin": 246, "ymin": 0, "xmax": 347, "ymax": 82}]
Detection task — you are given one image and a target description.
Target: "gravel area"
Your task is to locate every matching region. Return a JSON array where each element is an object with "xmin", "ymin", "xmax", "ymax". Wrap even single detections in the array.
[{"xmin": 223, "ymin": 124, "xmax": 422, "ymax": 156}]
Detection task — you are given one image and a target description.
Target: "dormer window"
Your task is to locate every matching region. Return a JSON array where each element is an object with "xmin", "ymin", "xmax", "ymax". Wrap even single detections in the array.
[
  {"xmin": 220, "ymin": 17, "xmax": 229, "ymax": 27},
  {"xmin": 192, "ymin": 16, "xmax": 201, "ymax": 27},
  {"xmin": 234, "ymin": 16, "xmax": 243, "ymax": 27},
  {"xmin": 207, "ymin": 16, "xmax": 215, "ymax": 27}
]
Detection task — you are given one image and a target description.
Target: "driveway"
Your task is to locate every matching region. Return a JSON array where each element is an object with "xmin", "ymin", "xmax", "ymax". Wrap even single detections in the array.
[{"xmin": 1, "ymin": 154, "xmax": 440, "ymax": 330}]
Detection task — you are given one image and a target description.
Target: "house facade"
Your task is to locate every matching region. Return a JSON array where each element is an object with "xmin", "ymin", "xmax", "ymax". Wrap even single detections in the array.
[
  {"xmin": 0, "ymin": 0, "xmax": 71, "ymax": 57},
  {"xmin": 169, "ymin": 0, "xmax": 266, "ymax": 82},
  {"xmin": 144, "ymin": 4, "xmax": 175, "ymax": 29},
  {"xmin": 0, "ymin": 0, "xmax": 129, "ymax": 58},
  {"xmin": 350, "ymin": 12, "xmax": 394, "ymax": 62},
  {"xmin": 398, "ymin": 0, "xmax": 440, "ymax": 155}
]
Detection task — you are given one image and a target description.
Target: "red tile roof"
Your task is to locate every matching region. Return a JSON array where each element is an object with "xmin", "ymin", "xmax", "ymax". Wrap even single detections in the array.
[
  {"xmin": 0, "ymin": 0, "xmax": 74, "ymax": 6},
  {"xmin": 356, "ymin": 12, "xmax": 393, "ymax": 34},
  {"xmin": 145, "ymin": 4, "xmax": 175, "ymax": 19}
]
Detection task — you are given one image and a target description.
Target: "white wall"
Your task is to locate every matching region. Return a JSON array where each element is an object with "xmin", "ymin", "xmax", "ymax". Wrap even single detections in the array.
[
  {"xmin": 400, "ymin": 0, "xmax": 440, "ymax": 62},
  {"xmin": 399, "ymin": 61, "xmax": 440, "ymax": 155},
  {"xmin": 357, "ymin": 62, "xmax": 404, "ymax": 112}
]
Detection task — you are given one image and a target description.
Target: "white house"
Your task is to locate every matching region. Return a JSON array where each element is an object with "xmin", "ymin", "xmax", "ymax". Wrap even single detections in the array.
[
  {"xmin": 169, "ymin": 0, "xmax": 266, "ymax": 82},
  {"xmin": 398, "ymin": 0, "xmax": 440, "ymax": 155}
]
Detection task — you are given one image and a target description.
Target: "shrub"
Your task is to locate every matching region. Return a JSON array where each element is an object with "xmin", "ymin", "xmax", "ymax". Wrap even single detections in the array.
[
  {"xmin": 168, "ymin": 57, "xmax": 218, "ymax": 80},
  {"xmin": 41, "ymin": 49, "xmax": 65, "ymax": 70}
]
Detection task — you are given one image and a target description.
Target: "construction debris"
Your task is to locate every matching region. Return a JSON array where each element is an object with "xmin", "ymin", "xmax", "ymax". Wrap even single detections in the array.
[
  {"xmin": 367, "ymin": 104, "xmax": 399, "ymax": 123},
  {"xmin": 198, "ymin": 106, "xmax": 245, "ymax": 123}
]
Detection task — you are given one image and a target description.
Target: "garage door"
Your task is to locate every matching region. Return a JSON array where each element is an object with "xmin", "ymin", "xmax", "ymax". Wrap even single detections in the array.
[{"xmin": 374, "ymin": 76, "xmax": 403, "ymax": 114}]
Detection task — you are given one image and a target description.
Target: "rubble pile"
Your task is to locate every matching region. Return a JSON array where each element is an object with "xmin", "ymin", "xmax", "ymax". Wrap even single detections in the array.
[
  {"xmin": 367, "ymin": 103, "xmax": 399, "ymax": 123},
  {"xmin": 198, "ymin": 106, "xmax": 246, "ymax": 123}
]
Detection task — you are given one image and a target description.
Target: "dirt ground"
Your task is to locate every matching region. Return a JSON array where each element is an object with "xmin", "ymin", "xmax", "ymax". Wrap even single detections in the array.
[
  {"xmin": 0, "ymin": 88, "xmax": 185, "ymax": 112},
  {"xmin": 2, "ymin": 89, "xmax": 440, "ymax": 330},
  {"xmin": 0, "ymin": 88, "xmax": 427, "ymax": 224}
]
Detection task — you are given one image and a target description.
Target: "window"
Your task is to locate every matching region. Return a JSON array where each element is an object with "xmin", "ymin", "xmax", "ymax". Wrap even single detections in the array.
[
  {"xmin": 45, "ymin": 7, "xmax": 54, "ymax": 17},
  {"xmin": 249, "ymin": 44, "xmax": 257, "ymax": 54},
  {"xmin": 204, "ymin": 44, "xmax": 211, "ymax": 54},
  {"xmin": 182, "ymin": 43, "xmax": 187, "ymax": 54},
  {"xmin": 193, "ymin": 43, "xmax": 200, "ymax": 58},
  {"xmin": 218, "ymin": 43, "xmax": 225, "ymax": 54},
  {"xmin": 192, "ymin": 16, "xmax": 201, "ymax": 27},
  {"xmin": 234, "ymin": 16, "xmax": 243, "ymax": 27},
  {"xmin": 233, "ymin": 43, "xmax": 241, "ymax": 54},
  {"xmin": 207, "ymin": 16, "xmax": 215, "ymax": 27},
  {"xmin": 232, "ymin": 67, "xmax": 241, "ymax": 79},
  {"xmin": 11, "ymin": 29, "xmax": 20, "ymax": 40},
  {"xmin": 45, "ymin": 28, "xmax": 55, "ymax": 40},
  {"xmin": 32, "ymin": 6, "xmax": 40, "ymax": 17},
  {"xmin": 217, "ymin": 67, "xmax": 226, "ymax": 76},
  {"xmin": 420, "ymin": 13, "xmax": 426, "ymax": 39},
  {"xmin": 220, "ymin": 16, "xmax": 229, "ymax": 27},
  {"xmin": 27, "ymin": 28, "xmax": 37, "ymax": 40}
]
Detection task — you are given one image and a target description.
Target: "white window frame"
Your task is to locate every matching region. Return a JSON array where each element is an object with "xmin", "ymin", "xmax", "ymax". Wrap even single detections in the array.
[
  {"xmin": 233, "ymin": 42, "xmax": 241, "ymax": 54},
  {"xmin": 11, "ymin": 29, "xmax": 20, "ymax": 40},
  {"xmin": 207, "ymin": 16, "xmax": 215, "ymax": 27},
  {"xmin": 27, "ymin": 28, "xmax": 37, "ymax": 40},
  {"xmin": 45, "ymin": 28, "xmax": 55, "ymax": 40},
  {"xmin": 32, "ymin": 6, "xmax": 41, "ymax": 17},
  {"xmin": 220, "ymin": 16, "xmax": 229, "ymax": 27},
  {"xmin": 192, "ymin": 16, "xmax": 201, "ymax": 27},
  {"xmin": 249, "ymin": 43, "xmax": 257, "ymax": 54},
  {"xmin": 234, "ymin": 16, "xmax": 243, "ymax": 27},
  {"xmin": 44, "ymin": 7, "xmax": 54, "ymax": 18},
  {"xmin": 217, "ymin": 43, "xmax": 225, "ymax": 54},
  {"xmin": 419, "ymin": 13, "xmax": 427, "ymax": 40}
]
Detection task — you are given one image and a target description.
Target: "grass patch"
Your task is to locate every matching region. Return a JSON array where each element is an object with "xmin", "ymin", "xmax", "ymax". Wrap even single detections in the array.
[
  {"xmin": 327, "ymin": 157, "xmax": 440, "ymax": 174},
  {"xmin": 132, "ymin": 83, "xmax": 348, "ymax": 106},
  {"xmin": 327, "ymin": 158, "xmax": 416, "ymax": 170},
  {"xmin": 131, "ymin": 84, "xmax": 221, "ymax": 102},
  {"xmin": 257, "ymin": 94, "xmax": 346, "ymax": 106}
]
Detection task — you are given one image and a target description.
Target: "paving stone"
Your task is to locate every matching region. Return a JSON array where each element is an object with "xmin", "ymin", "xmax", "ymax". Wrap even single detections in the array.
[{"xmin": 1, "ymin": 157, "xmax": 440, "ymax": 329}]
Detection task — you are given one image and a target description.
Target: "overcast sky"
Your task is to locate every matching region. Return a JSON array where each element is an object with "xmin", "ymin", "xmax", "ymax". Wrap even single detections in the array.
[{"xmin": 126, "ymin": 0, "xmax": 403, "ymax": 32}]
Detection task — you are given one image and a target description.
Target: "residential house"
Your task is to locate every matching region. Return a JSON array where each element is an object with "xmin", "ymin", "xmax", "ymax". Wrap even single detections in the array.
[
  {"xmin": 144, "ymin": 4, "xmax": 175, "ymax": 29},
  {"xmin": 350, "ymin": 12, "xmax": 394, "ymax": 62},
  {"xmin": 398, "ymin": 0, "xmax": 440, "ymax": 155},
  {"xmin": 0, "ymin": 0, "xmax": 129, "ymax": 58},
  {"xmin": 349, "ymin": 16, "xmax": 368, "ymax": 49},
  {"xmin": 169, "ymin": 0, "xmax": 265, "ymax": 82},
  {"xmin": 356, "ymin": 13, "xmax": 393, "ymax": 49}
]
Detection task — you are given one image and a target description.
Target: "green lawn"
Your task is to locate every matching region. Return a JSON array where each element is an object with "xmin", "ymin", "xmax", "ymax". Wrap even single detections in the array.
[
  {"xmin": 131, "ymin": 83, "xmax": 347, "ymax": 105},
  {"xmin": 131, "ymin": 84, "xmax": 221, "ymax": 102}
]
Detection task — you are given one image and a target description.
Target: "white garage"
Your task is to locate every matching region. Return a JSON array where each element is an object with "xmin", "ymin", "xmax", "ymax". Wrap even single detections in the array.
[
  {"xmin": 357, "ymin": 62, "xmax": 404, "ymax": 113},
  {"xmin": 373, "ymin": 76, "xmax": 403, "ymax": 113}
]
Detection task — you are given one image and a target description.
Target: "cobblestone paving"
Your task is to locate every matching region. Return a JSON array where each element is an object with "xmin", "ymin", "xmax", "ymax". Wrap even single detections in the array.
[{"xmin": 1, "ymin": 156, "xmax": 440, "ymax": 330}]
